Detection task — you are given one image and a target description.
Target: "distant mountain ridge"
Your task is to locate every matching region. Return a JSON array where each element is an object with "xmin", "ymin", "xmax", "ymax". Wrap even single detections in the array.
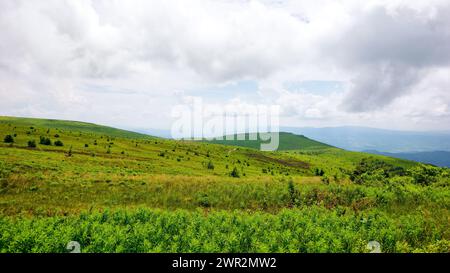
[
  {"xmin": 364, "ymin": 150, "xmax": 450, "ymax": 168},
  {"xmin": 282, "ymin": 126, "xmax": 450, "ymax": 153},
  {"xmin": 135, "ymin": 126, "xmax": 450, "ymax": 154}
]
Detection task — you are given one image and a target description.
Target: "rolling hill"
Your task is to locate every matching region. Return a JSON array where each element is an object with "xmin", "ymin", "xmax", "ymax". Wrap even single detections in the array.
[
  {"xmin": 0, "ymin": 116, "xmax": 152, "ymax": 140},
  {"xmin": 204, "ymin": 132, "xmax": 332, "ymax": 151}
]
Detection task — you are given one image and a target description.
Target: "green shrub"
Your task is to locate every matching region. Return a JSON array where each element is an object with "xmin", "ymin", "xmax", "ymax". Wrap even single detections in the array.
[
  {"xmin": 54, "ymin": 140, "xmax": 64, "ymax": 147},
  {"xmin": 39, "ymin": 136, "xmax": 52, "ymax": 145},
  {"xmin": 207, "ymin": 161, "xmax": 214, "ymax": 170},
  {"xmin": 407, "ymin": 164, "xmax": 440, "ymax": 186},
  {"xmin": 350, "ymin": 158, "xmax": 405, "ymax": 184},
  {"xmin": 230, "ymin": 167, "xmax": 240, "ymax": 178},
  {"xmin": 3, "ymin": 135, "xmax": 14, "ymax": 143},
  {"xmin": 315, "ymin": 168, "xmax": 325, "ymax": 176},
  {"xmin": 27, "ymin": 140, "xmax": 37, "ymax": 148}
]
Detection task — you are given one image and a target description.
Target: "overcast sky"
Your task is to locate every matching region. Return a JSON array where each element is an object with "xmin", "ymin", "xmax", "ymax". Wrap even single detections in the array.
[{"xmin": 1, "ymin": 0, "xmax": 449, "ymax": 132}]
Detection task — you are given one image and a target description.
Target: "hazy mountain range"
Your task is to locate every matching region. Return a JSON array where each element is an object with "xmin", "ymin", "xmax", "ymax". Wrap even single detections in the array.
[
  {"xmin": 281, "ymin": 126, "xmax": 450, "ymax": 153},
  {"xmin": 282, "ymin": 126, "xmax": 450, "ymax": 167},
  {"xmin": 363, "ymin": 150, "xmax": 450, "ymax": 168}
]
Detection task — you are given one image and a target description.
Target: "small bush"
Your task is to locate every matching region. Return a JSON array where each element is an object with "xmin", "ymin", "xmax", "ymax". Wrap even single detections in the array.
[
  {"xmin": 54, "ymin": 140, "xmax": 64, "ymax": 147},
  {"xmin": 27, "ymin": 140, "xmax": 37, "ymax": 148},
  {"xmin": 315, "ymin": 168, "xmax": 325, "ymax": 176},
  {"xmin": 197, "ymin": 193, "xmax": 210, "ymax": 208},
  {"xmin": 230, "ymin": 167, "xmax": 240, "ymax": 178},
  {"xmin": 207, "ymin": 161, "xmax": 214, "ymax": 170},
  {"xmin": 408, "ymin": 164, "xmax": 440, "ymax": 186},
  {"xmin": 39, "ymin": 136, "xmax": 52, "ymax": 146},
  {"xmin": 3, "ymin": 135, "xmax": 14, "ymax": 143},
  {"xmin": 350, "ymin": 158, "xmax": 405, "ymax": 184},
  {"xmin": 321, "ymin": 176, "xmax": 330, "ymax": 185}
]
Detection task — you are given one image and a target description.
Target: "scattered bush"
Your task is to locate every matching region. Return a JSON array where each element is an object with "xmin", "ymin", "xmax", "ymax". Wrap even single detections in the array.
[
  {"xmin": 315, "ymin": 168, "xmax": 325, "ymax": 176},
  {"xmin": 27, "ymin": 140, "xmax": 37, "ymax": 148},
  {"xmin": 39, "ymin": 136, "xmax": 52, "ymax": 146},
  {"xmin": 230, "ymin": 167, "xmax": 240, "ymax": 178},
  {"xmin": 350, "ymin": 158, "xmax": 405, "ymax": 184},
  {"xmin": 407, "ymin": 164, "xmax": 440, "ymax": 186},
  {"xmin": 54, "ymin": 140, "xmax": 64, "ymax": 147},
  {"xmin": 207, "ymin": 161, "xmax": 214, "ymax": 170},
  {"xmin": 3, "ymin": 135, "xmax": 14, "ymax": 143},
  {"xmin": 321, "ymin": 176, "xmax": 330, "ymax": 185}
]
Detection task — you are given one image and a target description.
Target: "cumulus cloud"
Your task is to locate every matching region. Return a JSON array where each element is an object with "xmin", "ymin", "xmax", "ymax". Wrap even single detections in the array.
[
  {"xmin": 0, "ymin": 0, "xmax": 449, "ymax": 131},
  {"xmin": 329, "ymin": 4, "xmax": 450, "ymax": 111}
]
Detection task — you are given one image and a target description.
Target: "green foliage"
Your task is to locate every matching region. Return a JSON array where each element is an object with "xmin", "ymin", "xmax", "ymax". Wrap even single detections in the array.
[
  {"xmin": 321, "ymin": 176, "xmax": 330, "ymax": 185},
  {"xmin": 207, "ymin": 161, "xmax": 214, "ymax": 170},
  {"xmin": 27, "ymin": 140, "xmax": 36, "ymax": 148},
  {"xmin": 287, "ymin": 179, "xmax": 299, "ymax": 207},
  {"xmin": 230, "ymin": 166, "xmax": 240, "ymax": 178},
  {"xmin": 350, "ymin": 158, "xmax": 405, "ymax": 184},
  {"xmin": 407, "ymin": 164, "xmax": 444, "ymax": 186},
  {"xmin": 315, "ymin": 168, "xmax": 325, "ymax": 176},
  {"xmin": 39, "ymin": 136, "xmax": 52, "ymax": 146},
  {"xmin": 3, "ymin": 135, "xmax": 14, "ymax": 143},
  {"xmin": 54, "ymin": 140, "xmax": 64, "ymax": 147},
  {"xmin": 0, "ymin": 208, "xmax": 448, "ymax": 253}
]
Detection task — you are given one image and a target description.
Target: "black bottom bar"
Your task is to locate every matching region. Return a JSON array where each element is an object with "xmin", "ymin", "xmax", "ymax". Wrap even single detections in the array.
[{"xmin": 0, "ymin": 253, "xmax": 446, "ymax": 272}]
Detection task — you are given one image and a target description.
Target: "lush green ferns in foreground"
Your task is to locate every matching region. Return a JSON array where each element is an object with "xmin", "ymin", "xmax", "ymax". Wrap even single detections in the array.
[{"xmin": 1, "ymin": 207, "xmax": 449, "ymax": 253}]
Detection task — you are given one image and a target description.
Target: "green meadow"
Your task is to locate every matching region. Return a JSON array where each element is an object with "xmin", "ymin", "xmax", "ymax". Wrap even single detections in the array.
[{"xmin": 0, "ymin": 116, "xmax": 449, "ymax": 253}]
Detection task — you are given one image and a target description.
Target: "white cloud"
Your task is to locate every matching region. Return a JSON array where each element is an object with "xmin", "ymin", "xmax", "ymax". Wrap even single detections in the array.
[{"xmin": 0, "ymin": 0, "xmax": 449, "ymax": 131}]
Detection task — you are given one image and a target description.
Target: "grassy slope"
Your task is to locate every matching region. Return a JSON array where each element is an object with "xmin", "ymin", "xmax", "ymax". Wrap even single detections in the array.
[
  {"xmin": 0, "ymin": 116, "xmax": 419, "ymax": 213},
  {"xmin": 1, "ymin": 116, "xmax": 448, "ymax": 253},
  {"xmin": 205, "ymin": 132, "xmax": 332, "ymax": 150},
  {"xmin": 0, "ymin": 116, "xmax": 151, "ymax": 139}
]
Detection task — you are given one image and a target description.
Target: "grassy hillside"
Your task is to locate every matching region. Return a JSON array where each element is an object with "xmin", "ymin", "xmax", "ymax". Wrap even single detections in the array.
[
  {"xmin": 205, "ymin": 132, "xmax": 332, "ymax": 151},
  {"xmin": 0, "ymin": 116, "xmax": 449, "ymax": 253},
  {"xmin": 0, "ymin": 116, "xmax": 151, "ymax": 140}
]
